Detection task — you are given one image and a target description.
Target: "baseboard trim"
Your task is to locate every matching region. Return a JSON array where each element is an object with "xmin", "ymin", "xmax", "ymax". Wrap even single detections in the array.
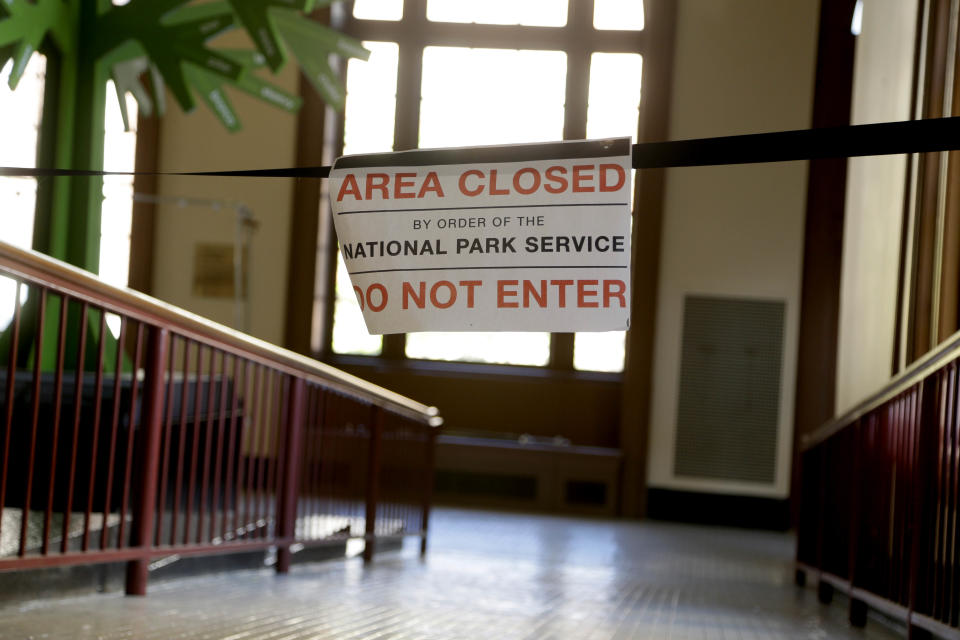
[{"xmin": 646, "ymin": 488, "xmax": 790, "ymax": 530}]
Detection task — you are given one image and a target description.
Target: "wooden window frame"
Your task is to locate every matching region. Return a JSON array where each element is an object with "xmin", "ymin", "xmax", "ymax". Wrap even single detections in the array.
[
  {"xmin": 294, "ymin": 0, "xmax": 646, "ymax": 373},
  {"xmin": 897, "ymin": 0, "xmax": 959, "ymax": 368},
  {"xmin": 282, "ymin": 0, "xmax": 677, "ymax": 517}
]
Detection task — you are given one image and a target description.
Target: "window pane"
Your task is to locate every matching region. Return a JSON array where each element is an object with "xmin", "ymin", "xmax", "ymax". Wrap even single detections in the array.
[
  {"xmin": 0, "ymin": 54, "xmax": 44, "ymax": 249},
  {"xmin": 419, "ymin": 47, "xmax": 566, "ymax": 148},
  {"xmin": 332, "ymin": 252, "xmax": 383, "ymax": 355},
  {"xmin": 574, "ymin": 52, "xmax": 642, "ymax": 373},
  {"xmin": 573, "ymin": 332, "xmax": 626, "ymax": 372},
  {"xmin": 343, "ymin": 41, "xmax": 399, "ymax": 155},
  {"xmin": 330, "ymin": 41, "xmax": 396, "ymax": 355},
  {"xmin": 586, "ymin": 53, "xmax": 643, "ymax": 140},
  {"xmin": 353, "ymin": 0, "xmax": 403, "ymax": 21},
  {"xmin": 100, "ymin": 81, "xmax": 137, "ymax": 291},
  {"xmin": 594, "ymin": 0, "xmax": 644, "ymax": 30},
  {"xmin": 427, "ymin": 0, "xmax": 567, "ymax": 27},
  {"xmin": 0, "ymin": 54, "xmax": 45, "ymax": 332},
  {"xmin": 587, "ymin": 52, "xmax": 642, "ymax": 207},
  {"xmin": 409, "ymin": 47, "xmax": 563, "ymax": 365},
  {"xmin": 406, "ymin": 332, "xmax": 550, "ymax": 366}
]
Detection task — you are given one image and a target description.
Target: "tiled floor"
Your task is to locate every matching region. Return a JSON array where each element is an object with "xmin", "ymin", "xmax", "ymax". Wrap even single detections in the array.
[{"xmin": 0, "ymin": 508, "xmax": 900, "ymax": 639}]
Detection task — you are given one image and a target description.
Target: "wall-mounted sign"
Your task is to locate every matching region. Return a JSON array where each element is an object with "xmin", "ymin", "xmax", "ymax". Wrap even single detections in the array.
[
  {"xmin": 193, "ymin": 243, "xmax": 247, "ymax": 298},
  {"xmin": 329, "ymin": 139, "xmax": 632, "ymax": 334}
]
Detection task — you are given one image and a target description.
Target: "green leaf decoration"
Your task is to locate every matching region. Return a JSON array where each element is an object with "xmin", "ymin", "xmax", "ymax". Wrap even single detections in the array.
[
  {"xmin": 110, "ymin": 56, "xmax": 153, "ymax": 129},
  {"xmin": 96, "ymin": 1, "xmax": 243, "ymax": 113},
  {"xmin": 220, "ymin": 49, "xmax": 302, "ymax": 113},
  {"xmin": 0, "ymin": 0, "xmax": 366, "ymax": 131},
  {"xmin": 226, "ymin": 0, "xmax": 306, "ymax": 71},
  {"xmin": 0, "ymin": 0, "xmax": 76, "ymax": 89},
  {"xmin": 271, "ymin": 7, "xmax": 368, "ymax": 111},
  {"xmin": 179, "ymin": 49, "xmax": 302, "ymax": 132}
]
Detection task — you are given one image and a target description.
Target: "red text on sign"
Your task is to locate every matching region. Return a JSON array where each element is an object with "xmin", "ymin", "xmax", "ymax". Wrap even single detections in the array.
[
  {"xmin": 402, "ymin": 280, "xmax": 483, "ymax": 309},
  {"xmin": 497, "ymin": 279, "xmax": 626, "ymax": 309},
  {"xmin": 336, "ymin": 164, "xmax": 626, "ymax": 201}
]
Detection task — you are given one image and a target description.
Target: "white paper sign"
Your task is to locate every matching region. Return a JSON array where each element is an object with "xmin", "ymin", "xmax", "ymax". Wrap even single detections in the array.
[{"xmin": 329, "ymin": 138, "xmax": 632, "ymax": 334}]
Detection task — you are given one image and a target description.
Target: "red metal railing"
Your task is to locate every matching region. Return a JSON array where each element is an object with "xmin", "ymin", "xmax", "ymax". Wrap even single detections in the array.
[
  {"xmin": 797, "ymin": 338, "xmax": 960, "ymax": 637},
  {"xmin": 0, "ymin": 240, "xmax": 441, "ymax": 594}
]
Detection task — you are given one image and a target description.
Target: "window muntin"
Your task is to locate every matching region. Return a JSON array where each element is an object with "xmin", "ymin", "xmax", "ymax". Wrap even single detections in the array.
[{"xmin": 426, "ymin": 0, "xmax": 567, "ymax": 27}]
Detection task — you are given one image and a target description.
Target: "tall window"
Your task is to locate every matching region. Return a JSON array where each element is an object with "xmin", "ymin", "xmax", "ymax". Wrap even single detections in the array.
[
  {"xmin": 100, "ymin": 81, "xmax": 139, "ymax": 336},
  {"xmin": 0, "ymin": 54, "xmax": 46, "ymax": 330},
  {"xmin": 0, "ymin": 60, "xmax": 137, "ymax": 333},
  {"xmin": 330, "ymin": 41, "xmax": 398, "ymax": 356},
  {"xmin": 325, "ymin": 0, "xmax": 644, "ymax": 372},
  {"xmin": 100, "ymin": 81, "xmax": 138, "ymax": 291}
]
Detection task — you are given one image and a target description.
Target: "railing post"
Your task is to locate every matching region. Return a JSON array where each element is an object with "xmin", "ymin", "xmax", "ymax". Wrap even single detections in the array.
[
  {"xmin": 363, "ymin": 406, "xmax": 384, "ymax": 564},
  {"xmin": 276, "ymin": 377, "xmax": 306, "ymax": 574},
  {"xmin": 847, "ymin": 422, "xmax": 864, "ymax": 621},
  {"xmin": 908, "ymin": 378, "xmax": 937, "ymax": 635},
  {"xmin": 420, "ymin": 423, "xmax": 437, "ymax": 557},
  {"xmin": 125, "ymin": 327, "xmax": 169, "ymax": 596}
]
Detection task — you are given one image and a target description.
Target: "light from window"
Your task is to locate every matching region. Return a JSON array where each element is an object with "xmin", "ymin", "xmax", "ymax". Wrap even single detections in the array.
[
  {"xmin": 405, "ymin": 46, "xmax": 563, "ymax": 366},
  {"xmin": 587, "ymin": 51, "xmax": 642, "ymax": 207},
  {"xmin": 427, "ymin": 0, "xmax": 567, "ymax": 27},
  {"xmin": 586, "ymin": 53, "xmax": 643, "ymax": 141},
  {"xmin": 573, "ymin": 331, "xmax": 626, "ymax": 372},
  {"xmin": 353, "ymin": 0, "xmax": 403, "ymax": 21},
  {"xmin": 419, "ymin": 47, "xmax": 566, "ymax": 149},
  {"xmin": 851, "ymin": 0, "xmax": 863, "ymax": 36},
  {"xmin": 99, "ymin": 81, "xmax": 138, "ymax": 337},
  {"xmin": 343, "ymin": 41, "xmax": 398, "ymax": 155},
  {"xmin": 0, "ymin": 55, "xmax": 44, "ymax": 249},
  {"xmin": 406, "ymin": 331, "xmax": 550, "ymax": 366},
  {"xmin": 332, "ymin": 252, "xmax": 383, "ymax": 355},
  {"xmin": 331, "ymin": 40, "xmax": 397, "ymax": 355},
  {"xmin": 0, "ymin": 54, "xmax": 45, "ymax": 331},
  {"xmin": 100, "ymin": 81, "xmax": 137, "ymax": 290},
  {"xmin": 573, "ymin": 52, "xmax": 642, "ymax": 373},
  {"xmin": 594, "ymin": 0, "xmax": 644, "ymax": 30}
]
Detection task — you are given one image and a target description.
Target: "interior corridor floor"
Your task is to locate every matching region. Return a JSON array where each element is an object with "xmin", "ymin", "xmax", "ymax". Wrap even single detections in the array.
[{"xmin": 0, "ymin": 507, "xmax": 900, "ymax": 639}]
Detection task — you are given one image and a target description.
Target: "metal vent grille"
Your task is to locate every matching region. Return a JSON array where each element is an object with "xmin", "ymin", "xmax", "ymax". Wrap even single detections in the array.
[{"xmin": 673, "ymin": 295, "xmax": 784, "ymax": 484}]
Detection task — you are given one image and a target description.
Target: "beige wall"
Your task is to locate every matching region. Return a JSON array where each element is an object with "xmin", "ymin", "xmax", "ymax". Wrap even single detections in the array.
[
  {"xmin": 152, "ymin": 31, "xmax": 299, "ymax": 346},
  {"xmin": 835, "ymin": 0, "xmax": 918, "ymax": 414},
  {"xmin": 646, "ymin": 0, "xmax": 819, "ymax": 498}
]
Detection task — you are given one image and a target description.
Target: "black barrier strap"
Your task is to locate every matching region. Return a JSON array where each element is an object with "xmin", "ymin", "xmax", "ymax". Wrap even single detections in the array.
[
  {"xmin": 3, "ymin": 116, "xmax": 960, "ymax": 178},
  {"xmin": 633, "ymin": 116, "xmax": 960, "ymax": 168}
]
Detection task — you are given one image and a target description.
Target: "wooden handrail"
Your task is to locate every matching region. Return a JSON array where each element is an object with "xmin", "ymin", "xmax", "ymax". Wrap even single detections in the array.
[
  {"xmin": 0, "ymin": 240, "xmax": 440, "ymax": 425},
  {"xmin": 801, "ymin": 327, "xmax": 960, "ymax": 450}
]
